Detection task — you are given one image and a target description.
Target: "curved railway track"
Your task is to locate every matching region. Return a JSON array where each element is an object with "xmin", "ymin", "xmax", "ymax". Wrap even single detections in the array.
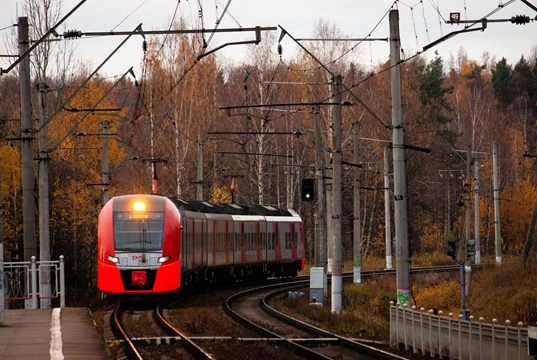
[
  {"xmin": 224, "ymin": 279, "xmax": 409, "ymax": 360},
  {"xmin": 106, "ymin": 265, "xmax": 460, "ymax": 359}
]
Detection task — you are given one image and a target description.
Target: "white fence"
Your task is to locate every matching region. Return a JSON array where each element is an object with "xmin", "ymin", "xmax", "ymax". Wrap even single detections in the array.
[
  {"xmin": 2, "ymin": 256, "xmax": 65, "ymax": 309},
  {"xmin": 390, "ymin": 303, "xmax": 531, "ymax": 360}
]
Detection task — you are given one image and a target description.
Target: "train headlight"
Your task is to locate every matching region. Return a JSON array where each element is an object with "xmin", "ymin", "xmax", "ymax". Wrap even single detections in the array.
[
  {"xmin": 158, "ymin": 255, "xmax": 170, "ymax": 263},
  {"xmin": 132, "ymin": 201, "xmax": 146, "ymax": 211},
  {"xmin": 107, "ymin": 255, "xmax": 119, "ymax": 263}
]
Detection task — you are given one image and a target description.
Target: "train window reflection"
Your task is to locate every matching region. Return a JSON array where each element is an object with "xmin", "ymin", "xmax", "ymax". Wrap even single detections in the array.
[{"xmin": 114, "ymin": 211, "xmax": 164, "ymax": 251}]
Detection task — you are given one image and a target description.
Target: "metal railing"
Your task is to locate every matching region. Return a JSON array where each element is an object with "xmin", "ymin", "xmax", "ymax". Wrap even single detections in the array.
[
  {"xmin": 2, "ymin": 256, "xmax": 65, "ymax": 309},
  {"xmin": 390, "ymin": 302, "xmax": 531, "ymax": 360}
]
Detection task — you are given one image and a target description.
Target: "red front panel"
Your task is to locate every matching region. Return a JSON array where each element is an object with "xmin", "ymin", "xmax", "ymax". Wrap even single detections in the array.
[{"xmin": 98, "ymin": 195, "xmax": 182, "ymax": 294}]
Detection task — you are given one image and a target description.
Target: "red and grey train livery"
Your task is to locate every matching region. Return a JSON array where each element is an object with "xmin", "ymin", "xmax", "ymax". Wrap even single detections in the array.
[{"xmin": 97, "ymin": 194, "xmax": 304, "ymax": 297}]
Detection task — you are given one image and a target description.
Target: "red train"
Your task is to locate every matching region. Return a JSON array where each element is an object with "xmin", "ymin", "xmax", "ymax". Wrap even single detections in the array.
[{"xmin": 98, "ymin": 194, "xmax": 304, "ymax": 298}]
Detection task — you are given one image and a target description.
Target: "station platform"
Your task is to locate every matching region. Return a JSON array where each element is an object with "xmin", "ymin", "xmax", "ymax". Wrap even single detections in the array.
[{"xmin": 0, "ymin": 307, "xmax": 108, "ymax": 359}]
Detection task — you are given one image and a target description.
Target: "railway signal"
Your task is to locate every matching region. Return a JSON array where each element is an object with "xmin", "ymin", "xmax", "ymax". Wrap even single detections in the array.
[
  {"xmin": 301, "ymin": 178, "xmax": 315, "ymax": 201},
  {"xmin": 447, "ymin": 240, "xmax": 458, "ymax": 261},
  {"xmin": 466, "ymin": 239, "xmax": 476, "ymax": 260}
]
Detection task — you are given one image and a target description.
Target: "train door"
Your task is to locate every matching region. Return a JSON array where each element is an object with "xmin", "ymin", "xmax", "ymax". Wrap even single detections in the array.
[
  {"xmin": 244, "ymin": 221, "xmax": 255, "ymax": 262},
  {"xmin": 280, "ymin": 221, "xmax": 291, "ymax": 260},
  {"xmin": 257, "ymin": 221, "xmax": 263, "ymax": 262},
  {"xmin": 274, "ymin": 222, "xmax": 282, "ymax": 261},
  {"xmin": 290, "ymin": 222, "xmax": 297, "ymax": 259},
  {"xmin": 233, "ymin": 221, "xmax": 243, "ymax": 264},
  {"xmin": 207, "ymin": 218, "xmax": 215, "ymax": 267},
  {"xmin": 180, "ymin": 210, "xmax": 189, "ymax": 272}
]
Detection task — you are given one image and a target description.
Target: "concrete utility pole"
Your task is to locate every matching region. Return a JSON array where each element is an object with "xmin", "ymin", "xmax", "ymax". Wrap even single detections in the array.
[
  {"xmin": 384, "ymin": 147, "xmax": 393, "ymax": 269},
  {"xmin": 0, "ymin": 158, "xmax": 4, "ymax": 325},
  {"xmin": 474, "ymin": 158, "xmax": 481, "ymax": 265},
  {"xmin": 102, "ymin": 120, "xmax": 110, "ymax": 207},
  {"xmin": 197, "ymin": 138, "xmax": 203, "ymax": 201},
  {"xmin": 313, "ymin": 105, "xmax": 326, "ymax": 270},
  {"xmin": 493, "ymin": 142, "xmax": 502, "ymax": 264},
  {"xmin": 325, "ymin": 157, "xmax": 333, "ymax": 274},
  {"xmin": 19, "ymin": 17, "xmax": 37, "ymax": 262},
  {"xmin": 38, "ymin": 81, "xmax": 51, "ymax": 309},
  {"xmin": 331, "ymin": 75, "xmax": 343, "ymax": 314},
  {"xmin": 390, "ymin": 10, "xmax": 411, "ymax": 307},
  {"xmin": 465, "ymin": 145, "xmax": 472, "ymax": 296},
  {"xmin": 353, "ymin": 121, "xmax": 362, "ymax": 284}
]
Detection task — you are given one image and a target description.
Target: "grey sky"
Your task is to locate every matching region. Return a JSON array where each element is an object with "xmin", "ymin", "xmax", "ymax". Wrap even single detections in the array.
[{"xmin": 1, "ymin": 0, "xmax": 536, "ymax": 77}]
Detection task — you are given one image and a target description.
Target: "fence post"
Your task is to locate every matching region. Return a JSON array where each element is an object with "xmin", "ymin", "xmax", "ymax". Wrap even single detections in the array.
[
  {"xmin": 412, "ymin": 306, "xmax": 417, "ymax": 354},
  {"xmin": 517, "ymin": 322, "xmax": 523, "ymax": 360},
  {"xmin": 438, "ymin": 311, "xmax": 443, "ymax": 359},
  {"xmin": 421, "ymin": 307, "xmax": 426, "ymax": 356},
  {"xmin": 404, "ymin": 304, "xmax": 410, "ymax": 351},
  {"xmin": 469, "ymin": 315, "xmax": 474, "ymax": 360},
  {"xmin": 492, "ymin": 318, "xmax": 498, "ymax": 360},
  {"xmin": 479, "ymin": 317, "xmax": 484, "ymax": 360},
  {"xmin": 448, "ymin": 313, "xmax": 453, "ymax": 359},
  {"xmin": 59, "ymin": 256, "xmax": 65, "ymax": 308},
  {"xmin": 505, "ymin": 320, "xmax": 511, "ymax": 360},
  {"xmin": 459, "ymin": 314, "xmax": 463, "ymax": 360},
  {"xmin": 31, "ymin": 256, "xmax": 37, "ymax": 309},
  {"xmin": 429, "ymin": 309, "xmax": 434, "ymax": 357},
  {"xmin": 393, "ymin": 302, "xmax": 398, "ymax": 347}
]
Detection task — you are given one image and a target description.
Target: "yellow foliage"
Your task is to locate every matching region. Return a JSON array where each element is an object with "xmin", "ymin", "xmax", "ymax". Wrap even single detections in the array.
[
  {"xmin": 0, "ymin": 145, "xmax": 21, "ymax": 198},
  {"xmin": 412, "ymin": 280, "xmax": 460, "ymax": 313},
  {"xmin": 208, "ymin": 184, "xmax": 232, "ymax": 203}
]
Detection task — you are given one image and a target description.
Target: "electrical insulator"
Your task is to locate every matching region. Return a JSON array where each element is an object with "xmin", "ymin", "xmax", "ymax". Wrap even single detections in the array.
[
  {"xmin": 63, "ymin": 30, "xmax": 82, "ymax": 38},
  {"xmin": 511, "ymin": 15, "xmax": 530, "ymax": 25}
]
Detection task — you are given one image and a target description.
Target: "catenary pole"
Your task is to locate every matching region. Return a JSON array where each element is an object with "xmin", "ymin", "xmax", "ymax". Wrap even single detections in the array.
[
  {"xmin": 465, "ymin": 144, "xmax": 472, "ymax": 297},
  {"xmin": 493, "ymin": 142, "xmax": 502, "ymax": 264},
  {"xmin": 384, "ymin": 147, "xmax": 393, "ymax": 269},
  {"xmin": 390, "ymin": 10, "xmax": 410, "ymax": 307},
  {"xmin": 102, "ymin": 120, "xmax": 110, "ymax": 207},
  {"xmin": 19, "ymin": 17, "xmax": 37, "ymax": 263},
  {"xmin": 325, "ymin": 156, "xmax": 333, "ymax": 274},
  {"xmin": 197, "ymin": 138, "xmax": 203, "ymax": 201},
  {"xmin": 474, "ymin": 158, "xmax": 481, "ymax": 265},
  {"xmin": 313, "ymin": 105, "xmax": 326, "ymax": 269},
  {"xmin": 38, "ymin": 81, "xmax": 51, "ymax": 309},
  {"xmin": 0, "ymin": 157, "xmax": 4, "ymax": 325},
  {"xmin": 353, "ymin": 121, "xmax": 362, "ymax": 284},
  {"xmin": 331, "ymin": 75, "xmax": 343, "ymax": 314}
]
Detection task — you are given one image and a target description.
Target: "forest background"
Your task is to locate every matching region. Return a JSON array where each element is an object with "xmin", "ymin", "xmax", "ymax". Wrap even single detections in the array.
[{"xmin": 2, "ymin": 1, "xmax": 537, "ymax": 304}]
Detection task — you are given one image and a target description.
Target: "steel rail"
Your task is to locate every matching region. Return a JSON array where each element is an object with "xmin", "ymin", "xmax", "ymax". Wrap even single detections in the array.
[
  {"xmin": 111, "ymin": 306, "xmax": 144, "ymax": 360},
  {"xmin": 155, "ymin": 303, "xmax": 216, "ymax": 360}
]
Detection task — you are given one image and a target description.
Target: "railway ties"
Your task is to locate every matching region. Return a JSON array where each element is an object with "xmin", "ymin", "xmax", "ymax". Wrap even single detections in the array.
[
  {"xmin": 111, "ymin": 304, "xmax": 215, "ymax": 360},
  {"xmin": 224, "ymin": 280, "xmax": 409, "ymax": 360}
]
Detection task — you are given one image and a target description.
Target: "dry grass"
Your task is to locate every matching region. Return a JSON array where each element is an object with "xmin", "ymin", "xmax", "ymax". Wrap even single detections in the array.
[{"xmin": 292, "ymin": 254, "xmax": 537, "ymax": 342}]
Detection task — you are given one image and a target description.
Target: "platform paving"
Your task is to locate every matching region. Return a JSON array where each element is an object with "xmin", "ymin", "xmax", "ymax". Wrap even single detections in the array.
[{"xmin": 0, "ymin": 307, "xmax": 109, "ymax": 360}]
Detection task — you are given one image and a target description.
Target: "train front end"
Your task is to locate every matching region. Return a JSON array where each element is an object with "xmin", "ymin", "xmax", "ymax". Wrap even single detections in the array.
[{"xmin": 98, "ymin": 194, "xmax": 181, "ymax": 297}]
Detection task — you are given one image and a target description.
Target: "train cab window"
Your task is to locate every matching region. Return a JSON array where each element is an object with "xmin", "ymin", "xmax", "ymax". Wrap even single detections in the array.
[{"xmin": 113, "ymin": 211, "xmax": 164, "ymax": 251}]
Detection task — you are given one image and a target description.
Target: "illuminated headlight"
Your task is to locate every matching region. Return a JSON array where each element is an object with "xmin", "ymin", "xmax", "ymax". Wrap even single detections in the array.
[
  {"xmin": 158, "ymin": 255, "xmax": 170, "ymax": 263},
  {"xmin": 133, "ymin": 201, "xmax": 146, "ymax": 211},
  {"xmin": 107, "ymin": 255, "xmax": 119, "ymax": 263}
]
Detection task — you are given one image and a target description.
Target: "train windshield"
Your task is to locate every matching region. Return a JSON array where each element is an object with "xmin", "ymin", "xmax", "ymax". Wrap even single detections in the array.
[{"xmin": 113, "ymin": 211, "xmax": 165, "ymax": 251}]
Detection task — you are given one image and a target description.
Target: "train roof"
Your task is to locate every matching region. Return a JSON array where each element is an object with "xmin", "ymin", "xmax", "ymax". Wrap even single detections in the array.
[{"xmin": 168, "ymin": 198, "xmax": 294, "ymax": 217}]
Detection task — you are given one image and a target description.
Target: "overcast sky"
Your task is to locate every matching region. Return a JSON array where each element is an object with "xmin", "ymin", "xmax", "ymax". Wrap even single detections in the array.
[{"xmin": 1, "ymin": 0, "xmax": 537, "ymax": 78}]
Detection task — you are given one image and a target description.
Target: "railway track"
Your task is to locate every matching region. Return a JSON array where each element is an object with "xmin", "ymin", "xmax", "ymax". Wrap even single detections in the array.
[
  {"xmin": 224, "ymin": 279, "xmax": 409, "ymax": 360},
  {"xmin": 104, "ymin": 265, "xmax": 459, "ymax": 359},
  {"xmin": 110, "ymin": 303, "xmax": 216, "ymax": 359}
]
